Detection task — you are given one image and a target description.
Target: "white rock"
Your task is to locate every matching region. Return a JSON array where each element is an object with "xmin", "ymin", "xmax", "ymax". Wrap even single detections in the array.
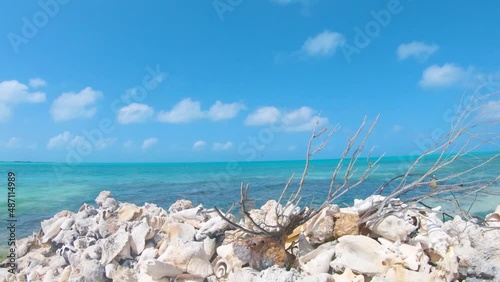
[
  {"xmin": 95, "ymin": 190, "xmax": 112, "ymax": 207},
  {"xmin": 331, "ymin": 267, "xmax": 364, "ymax": 282},
  {"xmin": 299, "ymin": 242, "xmax": 336, "ymax": 275},
  {"xmin": 163, "ymin": 221, "xmax": 197, "ymax": 243},
  {"xmin": 330, "ymin": 235, "xmax": 389, "ymax": 276},
  {"xmin": 195, "ymin": 213, "xmax": 234, "ymax": 241},
  {"xmin": 215, "ymin": 244, "xmax": 245, "ymax": 278},
  {"xmin": 159, "ymin": 240, "xmax": 213, "ymax": 277},
  {"xmin": 299, "ymin": 273, "xmax": 336, "ymax": 282},
  {"xmin": 138, "ymin": 259, "xmax": 183, "ymax": 280},
  {"xmin": 105, "ymin": 261, "xmax": 118, "ymax": 279},
  {"xmin": 369, "ymin": 214, "xmax": 417, "ymax": 242},
  {"xmin": 130, "ymin": 218, "xmax": 152, "ymax": 256},
  {"xmin": 168, "ymin": 199, "xmax": 194, "ymax": 213},
  {"xmin": 170, "ymin": 204, "xmax": 205, "ymax": 223},
  {"xmin": 100, "ymin": 226, "xmax": 130, "ymax": 265},
  {"xmin": 117, "ymin": 202, "xmax": 143, "ymax": 222},
  {"xmin": 415, "ymin": 212, "xmax": 451, "ymax": 258},
  {"xmin": 41, "ymin": 217, "xmax": 68, "ymax": 243}
]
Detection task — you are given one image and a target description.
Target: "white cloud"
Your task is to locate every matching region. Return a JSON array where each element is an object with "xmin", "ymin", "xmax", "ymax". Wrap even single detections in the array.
[
  {"xmin": 29, "ymin": 78, "xmax": 47, "ymax": 88},
  {"xmin": 0, "ymin": 79, "xmax": 46, "ymax": 122},
  {"xmin": 193, "ymin": 140, "xmax": 207, "ymax": 151},
  {"xmin": 480, "ymin": 101, "xmax": 500, "ymax": 120},
  {"xmin": 244, "ymin": 106, "xmax": 281, "ymax": 126},
  {"xmin": 282, "ymin": 106, "xmax": 327, "ymax": 132},
  {"xmin": 117, "ymin": 103, "xmax": 154, "ymax": 124},
  {"xmin": 157, "ymin": 98, "xmax": 204, "ymax": 123},
  {"xmin": 302, "ymin": 30, "xmax": 345, "ymax": 57},
  {"xmin": 51, "ymin": 87, "xmax": 102, "ymax": 122},
  {"xmin": 245, "ymin": 106, "xmax": 327, "ymax": 132},
  {"xmin": 212, "ymin": 141, "xmax": 234, "ymax": 151},
  {"xmin": 419, "ymin": 64, "xmax": 469, "ymax": 88},
  {"xmin": 141, "ymin": 138, "xmax": 158, "ymax": 149},
  {"xmin": 0, "ymin": 137, "xmax": 36, "ymax": 149},
  {"xmin": 5, "ymin": 137, "xmax": 21, "ymax": 149},
  {"xmin": 397, "ymin": 42, "xmax": 439, "ymax": 62},
  {"xmin": 47, "ymin": 131, "xmax": 114, "ymax": 150},
  {"xmin": 158, "ymin": 98, "xmax": 245, "ymax": 123},
  {"xmin": 207, "ymin": 101, "xmax": 246, "ymax": 121},
  {"xmin": 47, "ymin": 131, "xmax": 73, "ymax": 149}
]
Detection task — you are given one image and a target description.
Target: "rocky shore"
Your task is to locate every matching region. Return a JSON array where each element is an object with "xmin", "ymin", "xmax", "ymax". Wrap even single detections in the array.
[{"xmin": 1, "ymin": 191, "xmax": 499, "ymax": 282}]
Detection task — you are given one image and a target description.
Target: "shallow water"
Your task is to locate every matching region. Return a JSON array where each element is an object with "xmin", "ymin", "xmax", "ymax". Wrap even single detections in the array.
[{"xmin": 0, "ymin": 152, "xmax": 498, "ymax": 253}]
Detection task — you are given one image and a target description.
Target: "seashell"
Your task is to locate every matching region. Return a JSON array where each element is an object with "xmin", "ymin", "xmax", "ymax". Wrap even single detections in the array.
[
  {"xmin": 383, "ymin": 265, "xmax": 436, "ymax": 282},
  {"xmin": 300, "ymin": 273, "xmax": 337, "ymax": 282},
  {"xmin": 330, "ymin": 235, "xmax": 390, "ymax": 276},
  {"xmin": 378, "ymin": 237, "xmax": 423, "ymax": 271},
  {"xmin": 331, "ymin": 267, "xmax": 364, "ymax": 282},
  {"xmin": 73, "ymin": 237, "xmax": 96, "ymax": 250},
  {"xmin": 485, "ymin": 205, "xmax": 500, "ymax": 227},
  {"xmin": 118, "ymin": 237, "xmax": 132, "ymax": 260},
  {"xmin": 60, "ymin": 217, "xmax": 75, "ymax": 230},
  {"xmin": 151, "ymin": 215, "xmax": 168, "ymax": 230},
  {"xmin": 175, "ymin": 274, "xmax": 206, "ymax": 282},
  {"xmin": 42, "ymin": 216, "xmax": 68, "ymax": 243},
  {"xmin": 415, "ymin": 212, "xmax": 451, "ymax": 258},
  {"xmin": 71, "ymin": 259, "xmax": 107, "ymax": 282},
  {"xmin": 100, "ymin": 226, "xmax": 130, "ymax": 265},
  {"xmin": 104, "ymin": 261, "xmax": 118, "ymax": 279},
  {"xmin": 162, "ymin": 221, "xmax": 196, "ymax": 244},
  {"xmin": 203, "ymin": 237, "xmax": 216, "ymax": 258},
  {"xmin": 138, "ymin": 259, "xmax": 184, "ymax": 280},
  {"xmin": 130, "ymin": 218, "xmax": 153, "ymax": 256},
  {"xmin": 110, "ymin": 265, "xmax": 137, "ymax": 282},
  {"xmin": 159, "ymin": 240, "xmax": 214, "ymax": 277},
  {"xmin": 156, "ymin": 237, "xmax": 169, "ymax": 256},
  {"xmin": 227, "ymin": 267, "xmax": 259, "ymax": 281},
  {"xmin": 83, "ymin": 244, "xmax": 102, "ymax": 260},
  {"xmin": 117, "ymin": 203, "xmax": 143, "ymax": 222},
  {"xmin": 300, "ymin": 206, "xmax": 338, "ymax": 245},
  {"xmin": 216, "ymin": 244, "xmax": 245, "ymax": 277},
  {"xmin": 347, "ymin": 195, "xmax": 387, "ymax": 215},
  {"xmin": 368, "ymin": 214, "xmax": 416, "ymax": 242},
  {"xmin": 139, "ymin": 247, "xmax": 158, "ymax": 264},
  {"xmin": 195, "ymin": 213, "xmax": 235, "ymax": 241},
  {"xmin": 15, "ymin": 236, "xmax": 36, "ymax": 258},
  {"xmin": 102, "ymin": 197, "xmax": 118, "ymax": 212},
  {"xmin": 170, "ymin": 205, "xmax": 205, "ymax": 223},
  {"xmin": 74, "ymin": 217, "xmax": 99, "ymax": 237},
  {"xmin": 299, "ymin": 242, "xmax": 336, "ymax": 275},
  {"xmin": 168, "ymin": 199, "xmax": 194, "ymax": 213},
  {"xmin": 95, "ymin": 190, "xmax": 112, "ymax": 207},
  {"xmin": 53, "ymin": 229, "xmax": 78, "ymax": 245}
]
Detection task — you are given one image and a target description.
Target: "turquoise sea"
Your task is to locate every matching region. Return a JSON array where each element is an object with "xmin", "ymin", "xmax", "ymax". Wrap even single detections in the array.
[{"xmin": 0, "ymin": 153, "xmax": 499, "ymax": 254}]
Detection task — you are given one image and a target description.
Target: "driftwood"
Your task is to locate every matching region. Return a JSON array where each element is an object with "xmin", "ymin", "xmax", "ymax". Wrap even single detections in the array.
[{"xmin": 213, "ymin": 87, "xmax": 500, "ymax": 271}]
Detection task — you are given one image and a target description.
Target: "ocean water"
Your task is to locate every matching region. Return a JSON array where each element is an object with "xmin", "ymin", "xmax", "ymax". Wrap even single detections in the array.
[{"xmin": 0, "ymin": 153, "xmax": 499, "ymax": 254}]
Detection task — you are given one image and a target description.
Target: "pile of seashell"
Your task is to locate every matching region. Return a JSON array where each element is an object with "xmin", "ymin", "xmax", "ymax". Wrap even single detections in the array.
[{"xmin": 1, "ymin": 191, "xmax": 499, "ymax": 281}]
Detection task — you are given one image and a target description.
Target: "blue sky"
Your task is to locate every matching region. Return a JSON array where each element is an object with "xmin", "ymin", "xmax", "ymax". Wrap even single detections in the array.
[{"xmin": 0, "ymin": 0, "xmax": 499, "ymax": 162}]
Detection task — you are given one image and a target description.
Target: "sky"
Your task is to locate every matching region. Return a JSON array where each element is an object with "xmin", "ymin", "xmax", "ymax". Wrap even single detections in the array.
[{"xmin": 0, "ymin": 0, "xmax": 499, "ymax": 162}]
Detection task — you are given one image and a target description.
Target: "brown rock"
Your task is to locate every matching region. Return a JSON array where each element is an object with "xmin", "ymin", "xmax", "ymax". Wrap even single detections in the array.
[
  {"xmin": 333, "ymin": 213, "xmax": 360, "ymax": 238},
  {"xmin": 233, "ymin": 235, "xmax": 295, "ymax": 271}
]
